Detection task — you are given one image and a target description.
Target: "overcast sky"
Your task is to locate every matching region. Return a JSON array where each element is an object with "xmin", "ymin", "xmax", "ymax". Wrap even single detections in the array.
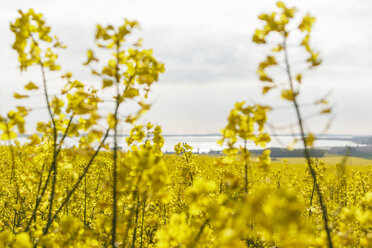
[{"xmin": 0, "ymin": 0, "xmax": 371, "ymax": 135}]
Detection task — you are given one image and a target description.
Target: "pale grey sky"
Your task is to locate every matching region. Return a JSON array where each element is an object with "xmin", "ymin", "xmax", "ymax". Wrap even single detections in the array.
[{"xmin": 0, "ymin": 0, "xmax": 371, "ymax": 135}]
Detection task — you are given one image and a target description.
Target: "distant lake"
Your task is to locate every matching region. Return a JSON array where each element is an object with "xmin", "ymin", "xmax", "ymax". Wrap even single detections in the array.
[
  {"xmin": 159, "ymin": 135, "xmax": 361, "ymax": 153},
  {"xmin": 2, "ymin": 134, "xmax": 364, "ymax": 153},
  {"xmin": 91, "ymin": 134, "xmax": 364, "ymax": 153}
]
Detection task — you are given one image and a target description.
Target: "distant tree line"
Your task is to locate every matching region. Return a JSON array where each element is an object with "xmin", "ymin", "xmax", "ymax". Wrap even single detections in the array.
[{"xmin": 251, "ymin": 148, "xmax": 326, "ymax": 158}]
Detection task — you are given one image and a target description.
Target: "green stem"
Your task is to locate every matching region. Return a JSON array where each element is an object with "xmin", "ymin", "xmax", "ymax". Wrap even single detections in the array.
[{"xmin": 283, "ymin": 37, "xmax": 333, "ymax": 248}]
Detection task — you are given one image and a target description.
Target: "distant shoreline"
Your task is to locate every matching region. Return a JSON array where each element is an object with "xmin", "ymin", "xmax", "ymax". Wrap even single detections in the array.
[{"xmin": 15, "ymin": 133, "xmax": 372, "ymax": 142}]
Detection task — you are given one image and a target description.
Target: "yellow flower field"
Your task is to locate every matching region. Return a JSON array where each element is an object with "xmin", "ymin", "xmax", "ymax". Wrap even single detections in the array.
[
  {"xmin": 0, "ymin": 1, "xmax": 371, "ymax": 247},
  {"xmin": 0, "ymin": 143, "xmax": 371, "ymax": 247}
]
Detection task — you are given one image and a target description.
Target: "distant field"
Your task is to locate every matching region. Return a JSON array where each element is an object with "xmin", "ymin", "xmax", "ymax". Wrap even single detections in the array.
[
  {"xmin": 271, "ymin": 154, "xmax": 372, "ymax": 166},
  {"xmin": 205, "ymin": 153, "xmax": 372, "ymax": 166}
]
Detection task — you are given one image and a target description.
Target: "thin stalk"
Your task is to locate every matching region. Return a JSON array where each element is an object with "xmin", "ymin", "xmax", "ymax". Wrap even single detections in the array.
[
  {"xmin": 139, "ymin": 199, "xmax": 146, "ymax": 248},
  {"xmin": 111, "ymin": 40, "xmax": 135, "ymax": 248},
  {"xmin": 184, "ymin": 152, "xmax": 193, "ymax": 186},
  {"xmin": 33, "ymin": 162, "xmax": 46, "ymax": 222},
  {"xmin": 163, "ymin": 204, "xmax": 167, "ymax": 225},
  {"xmin": 309, "ymin": 177, "xmax": 316, "ymax": 217},
  {"xmin": 283, "ymin": 37, "xmax": 333, "ymax": 248},
  {"xmin": 56, "ymin": 114, "xmax": 75, "ymax": 154},
  {"xmin": 122, "ymin": 177, "xmax": 143, "ymax": 247},
  {"xmin": 244, "ymin": 139, "xmax": 248, "ymax": 194},
  {"xmin": 66, "ymin": 177, "xmax": 69, "ymax": 216},
  {"xmin": 219, "ymin": 176, "xmax": 223, "ymax": 194},
  {"xmin": 84, "ymin": 174, "xmax": 87, "ymax": 227},
  {"xmin": 121, "ymin": 195, "xmax": 137, "ymax": 247},
  {"xmin": 131, "ymin": 197, "xmax": 141, "ymax": 248},
  {"xmin": 190, "ymin": 219, "xmax": 209, "ymax": 248},
  {"xmin": 5, "ymin": 123, "xmax": 16, "ymax": 183},
  {"xmin": 6, "ymin": 131, "xmax": 19, "ymax": 234},
  {"xmin": 12, "ymin": 191, "xmax": 19, "ymax": 233},
  {"xmin": 25, "ymin": 160, "xmax": 53, "ymax": 231},
  {"xmin": 111, "ymin": 39, "xmax": 121, "ymax": 248}
]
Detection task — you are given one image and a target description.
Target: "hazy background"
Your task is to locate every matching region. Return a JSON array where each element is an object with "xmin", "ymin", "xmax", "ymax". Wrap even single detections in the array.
[{"xmin": 0, "ymin": 0, "xmax": 371, "ymax": 135}]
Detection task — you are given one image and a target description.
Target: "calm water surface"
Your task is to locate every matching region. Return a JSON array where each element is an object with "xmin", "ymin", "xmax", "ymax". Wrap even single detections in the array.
[{"xmin": 3, "ymin": 135, "xmax": 361, "ymax": 153}]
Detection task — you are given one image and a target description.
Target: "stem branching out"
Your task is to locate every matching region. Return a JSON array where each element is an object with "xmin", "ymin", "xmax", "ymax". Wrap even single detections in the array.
[
  {"xmin": 36, "ymin": 128, "xmax": 110, "ymax": 240},
  {"xmin": 39, "ymin": 61, "xmax": 59, "ymax": 234},
  {"xmin": 26, "ymin": 63, "xmax": 75, "ymax": 232},
  {"xmin": 283, "ymin": 38, "xmax": 333, "ymax": 248}
]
